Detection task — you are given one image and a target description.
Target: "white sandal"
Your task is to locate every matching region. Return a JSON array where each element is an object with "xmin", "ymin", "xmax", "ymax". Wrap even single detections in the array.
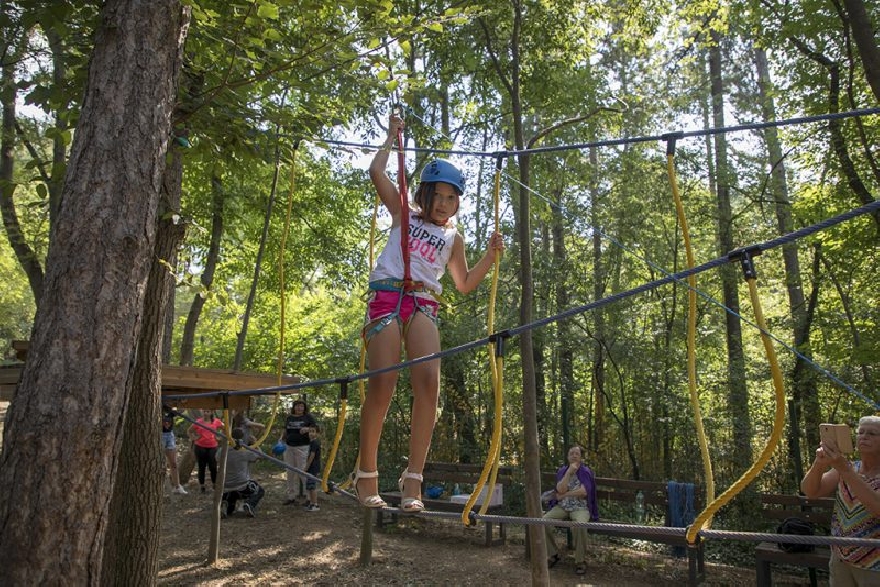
[
  {"xmin": 398, "ymin": 468, "xmax": 425, "ymax": 513},
  {"xmin": 351, "ymin": 469, "xmax": 386, "ymax": 508}
]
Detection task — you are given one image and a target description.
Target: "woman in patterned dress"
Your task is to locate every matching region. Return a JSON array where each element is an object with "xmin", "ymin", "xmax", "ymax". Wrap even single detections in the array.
[{"xmin": 802, "ymin": 415, "xmax": 880, "ymax": 585}]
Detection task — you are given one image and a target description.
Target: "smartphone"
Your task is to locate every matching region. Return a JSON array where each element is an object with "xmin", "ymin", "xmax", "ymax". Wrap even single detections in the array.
[{"xmin": 820, "ymin": 423, "xmax": 854, "ymax": 454}]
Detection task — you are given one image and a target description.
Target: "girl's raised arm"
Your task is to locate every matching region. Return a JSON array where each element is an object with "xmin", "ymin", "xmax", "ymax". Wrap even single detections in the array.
[{"xmin": 369, "ymin": 113, "xmax": 405, "ymax": 220}]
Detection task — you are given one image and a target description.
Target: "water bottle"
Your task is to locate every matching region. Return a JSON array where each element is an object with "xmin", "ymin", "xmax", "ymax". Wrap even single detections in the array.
[{"xmin": 634, "ymin": 490, "xmax": 645, "ymax": 523}]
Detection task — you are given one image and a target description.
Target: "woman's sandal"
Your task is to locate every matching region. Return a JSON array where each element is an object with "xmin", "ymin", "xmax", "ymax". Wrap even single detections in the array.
[
  {"xmin": 350, "ymin": 469, "xmax": 386, "ymax": 508},
  {"xmin": 398, "ymin": 468, "xmax": 425, "ymax": 513}
]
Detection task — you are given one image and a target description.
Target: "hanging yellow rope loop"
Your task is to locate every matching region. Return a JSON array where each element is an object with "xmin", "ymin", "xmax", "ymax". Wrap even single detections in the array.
[
  {"xmin": 247, "ymin": 140, "xmax": 300, "ymax": 450},
  {"xmin": 463, "ymin": 153, "xmax": 505, "ymax": 525},
  {"xmin": 665, "ymin": 134, "xmax": 715, "ymax": 525},
  {"xmin": 686, "ymin": 248, "xmax": 787, "ymax": 545},
  {"xmin": 322, "ymin": 379, "xmax": 350, "ymax": 492},
  {"xmin": 324, "ymin": 155, "xmax": 383, "ymax": 491}
]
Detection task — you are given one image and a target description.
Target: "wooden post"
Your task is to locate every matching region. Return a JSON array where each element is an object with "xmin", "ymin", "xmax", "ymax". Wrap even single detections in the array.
[
  {"xmin": 359, "ymin": 507, "xmax": 373, "ymax": 566},
  {"xmin": 206, "ymin": 435, "xmax": 229, "ymax": 565}
]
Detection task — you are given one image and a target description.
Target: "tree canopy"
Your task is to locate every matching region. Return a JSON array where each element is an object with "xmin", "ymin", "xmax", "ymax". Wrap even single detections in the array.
[{"xmin": 0, "ymin": 0, "xmax": 878, "ymax": 582}]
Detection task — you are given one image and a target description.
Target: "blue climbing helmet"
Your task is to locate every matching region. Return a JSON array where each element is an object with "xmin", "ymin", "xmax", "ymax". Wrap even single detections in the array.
[{"xmin": 419, "ymin": 159, "xmax": 465, "ymax": 194}]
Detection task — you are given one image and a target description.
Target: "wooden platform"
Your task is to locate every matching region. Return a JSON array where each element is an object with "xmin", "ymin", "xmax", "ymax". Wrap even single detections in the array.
[{"xmin": 2, "ymin": 340, "xmax": 298, "ymax": 409}]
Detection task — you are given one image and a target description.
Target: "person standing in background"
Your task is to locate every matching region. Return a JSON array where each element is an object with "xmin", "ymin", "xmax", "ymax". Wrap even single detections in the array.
[
  {"xmin": 303, "ymin": 425, "xmax": 322, "ymax": 511},
  {"xmin": 161, "ymin": 405, "xmax": 187, "ymax": 494},
  {"xmin": 188, "ymin": 409, "xmax": 224, "ymax": 494},
  {"xmin": 279, "ymin": 399, "xmax": 316, "ymax": 505}
]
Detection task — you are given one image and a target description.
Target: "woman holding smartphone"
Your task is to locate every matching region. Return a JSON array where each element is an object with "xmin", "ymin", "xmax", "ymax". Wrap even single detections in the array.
[{"xmin": 801, "ymin": 415, "xmax": 880, "ymax": 585}]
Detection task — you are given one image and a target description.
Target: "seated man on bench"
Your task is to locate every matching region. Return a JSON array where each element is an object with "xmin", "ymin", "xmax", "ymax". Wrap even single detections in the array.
[{"xmin": 801, "ymin": 415, "xmax": 880, "ymax": 585}]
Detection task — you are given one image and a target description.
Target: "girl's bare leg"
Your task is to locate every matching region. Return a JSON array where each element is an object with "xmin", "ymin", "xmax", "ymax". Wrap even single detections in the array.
[
  {"xmin": 358, "ymin": 322, "xmax": 401, "ymax": 497},
  {"xmin": 165, "ymin": 448, "xmax": 181, "ymax": 487},
  {"xmin": 402, "ymin": 312, "xmax": 441, "ymax": 499}
]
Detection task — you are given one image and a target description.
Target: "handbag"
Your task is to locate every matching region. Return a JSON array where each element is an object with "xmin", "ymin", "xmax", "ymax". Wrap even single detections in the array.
[{"xmin": 776, "ymin": 517, "xmax": 815, "ymax": 553}]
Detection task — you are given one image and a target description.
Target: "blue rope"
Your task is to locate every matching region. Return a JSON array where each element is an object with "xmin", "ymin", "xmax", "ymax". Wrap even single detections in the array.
[{"xmin": 162, "ymin": 200, "xmax": 880, "ymax": 410}]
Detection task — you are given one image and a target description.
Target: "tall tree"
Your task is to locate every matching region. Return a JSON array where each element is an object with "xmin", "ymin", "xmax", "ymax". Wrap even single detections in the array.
[
  {"xmin": 101, "ymin": 142, "xmax": 187, "ymax": 585},
  {"xmin": 180, "ymin": 169, "xmax": 224, "ymax": 366},
  {"xmin": 0, "ymin": 6, "xmax": 43, "ymax": 306},
  {"xmin": 480, "ymin": 1, "xmax": 546, "ymax": 582},
  {"xmin": 754, "ymin": 45, "xmax": 820, "ymax": 482},
  {"xmin": 707, "ymin": 32, "xmax": 753, "ymax": 473},
  {"xmin": 0, "ymin": 1, "xmax": 189, "ymax": 583}
]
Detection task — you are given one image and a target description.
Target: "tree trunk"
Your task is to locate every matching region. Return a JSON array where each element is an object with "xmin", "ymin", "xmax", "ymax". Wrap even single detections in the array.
[
  {"xmin": 842, "ymin": 0, "xmax": 880, "ymax": 103},
  {"xmin": 101, "ymin": 141, "xmax": 186, "ymax": 586},
  {"xmin": 791, "ymin": 38, "xmax": 880, "ymax": 228},
  {"xmin": 0, "ymin": 2, "xmax": 188, "ymax": 584},
  {"xmin": 589, "ymin": 145, "xmax": 605, "ymax": 451},
  {"xmin": 45, "ymin": 27, "xmax": 71, "ymax": 230},
  {"xmin": 1, "ymin": 38, "xmax": 44, "ymax": 306},
  {"xmin": 709, "ymin": 36, "xmax": 753, "ymax": 474},
  {"xmin": 480, "ymin": 1, "xmax": 546, "ymax": 582},
  {"xmin": 448, "ymin": 361, "xmax": 478, "ymax": 463},
  {"xmin": 754, "ymin": 46, "xmax": 820, "ymax": 484},
  {"xmin": 180, "ymin": 170, "xmax": 225, "ymax": 366},
  {"xmin": 234, "ymin": 134, "xmax": 282, "ymax": 370},
  {"xmin": 552, "ymin": 188, "xmax": 574, "ymax": 455}
]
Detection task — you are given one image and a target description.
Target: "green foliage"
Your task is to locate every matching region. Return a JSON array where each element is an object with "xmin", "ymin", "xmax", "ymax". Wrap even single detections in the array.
[
  {"xmin": 0, "ymin": 241, "xmax": 36, "ymax": 352},
  {"xmin": 2, "ymin": 0, "xmax": 879, "ymax": 541}
]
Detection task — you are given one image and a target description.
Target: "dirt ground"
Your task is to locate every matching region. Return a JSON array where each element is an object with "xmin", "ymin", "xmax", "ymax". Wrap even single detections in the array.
[
  {"xmin": 157, "ymin": 468, "xmax": 822, "ymax": 586},
  {"xmin": 0, "ymin": 402, "xmax": 818, "ymax": 585}
]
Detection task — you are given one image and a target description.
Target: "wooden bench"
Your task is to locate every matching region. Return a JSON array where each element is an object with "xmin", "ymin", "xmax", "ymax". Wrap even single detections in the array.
[
  {"xmin": 377, "ymin": 461, "xmax": 514, "ymax": 546},
  {"xmin": 535, "ymin": 471, "xmax": 706, "ymax": 585},
  {"xmin": 754, "ymin": 493, "xmax": 834, "ymax": 587}
]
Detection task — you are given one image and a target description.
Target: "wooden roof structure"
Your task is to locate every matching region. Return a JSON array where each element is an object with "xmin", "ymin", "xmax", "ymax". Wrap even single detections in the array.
[{"xmin": 2, "ymin": 340, "xmax": 299, "ymax": 410}]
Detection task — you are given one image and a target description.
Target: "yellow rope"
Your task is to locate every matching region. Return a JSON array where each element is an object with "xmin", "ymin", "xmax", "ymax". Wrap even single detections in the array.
[
  {"xmin": 666, "ymin": 150, "xmax": 715, "ymax": 524},
  {"xmin": 247, "ymin": 144, "xmax": 298, "ymax": 450},
  {"xmin": 463, "ymin": 158, "xmax": 504, "ymax": 525},
  {"xmin": 686, "ymin": 272, "xmax": 787, "ymax": 544}
]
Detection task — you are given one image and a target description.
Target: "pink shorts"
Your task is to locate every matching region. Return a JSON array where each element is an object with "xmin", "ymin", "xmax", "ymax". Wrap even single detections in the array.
[{"xmin": 365, "ymin": 290, "xmax": 439, "ymax": 329}]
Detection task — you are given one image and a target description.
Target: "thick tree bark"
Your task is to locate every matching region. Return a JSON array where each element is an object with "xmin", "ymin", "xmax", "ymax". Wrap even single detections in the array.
[
  {"xmin": 101, "ymin": 143, "xmax": 186, "ymax": 585},
  {"xmin": 0, "ymin": 2, "xmax": 189, "ymax": 584}
]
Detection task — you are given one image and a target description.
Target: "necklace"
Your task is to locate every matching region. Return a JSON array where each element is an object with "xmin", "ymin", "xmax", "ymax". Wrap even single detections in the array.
[{"xmin": 859, "ymin": 464, "xmax": 880, "ymax": 479}]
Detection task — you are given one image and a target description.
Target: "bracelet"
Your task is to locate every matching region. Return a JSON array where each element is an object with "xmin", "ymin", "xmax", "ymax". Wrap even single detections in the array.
[{"xmin": 379, "ymin": 145, "xmax": 393, "ymax": 153}]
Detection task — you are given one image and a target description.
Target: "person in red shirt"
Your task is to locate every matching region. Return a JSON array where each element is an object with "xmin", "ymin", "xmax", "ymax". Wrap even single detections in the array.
[{"xmin": 188, "ymin": 409, "xmax": 224, "ymax": 493}]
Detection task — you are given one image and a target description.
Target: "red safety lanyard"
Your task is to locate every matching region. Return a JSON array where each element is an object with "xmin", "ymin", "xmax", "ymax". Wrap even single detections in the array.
[{"xmin": 396, "ymin": 125, "xmax": 411, "ymax": 287}]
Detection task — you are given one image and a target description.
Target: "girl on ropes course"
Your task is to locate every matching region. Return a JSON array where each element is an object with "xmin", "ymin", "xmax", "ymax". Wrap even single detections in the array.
[{"xmin": 352, "ymin": 112, "xmax": 504, "ymax": 512}]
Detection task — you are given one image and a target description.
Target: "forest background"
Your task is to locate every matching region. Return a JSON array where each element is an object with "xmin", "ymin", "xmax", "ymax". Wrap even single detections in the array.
[{"xmin": 0, "ymin": 0, "xmax": 877, "ymax": 583}]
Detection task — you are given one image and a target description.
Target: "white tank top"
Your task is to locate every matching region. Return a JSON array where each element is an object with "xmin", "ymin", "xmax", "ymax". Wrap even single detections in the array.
[{"xmin": 370, "ymin": 211, "xmax": 458, "ymax": 296}]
